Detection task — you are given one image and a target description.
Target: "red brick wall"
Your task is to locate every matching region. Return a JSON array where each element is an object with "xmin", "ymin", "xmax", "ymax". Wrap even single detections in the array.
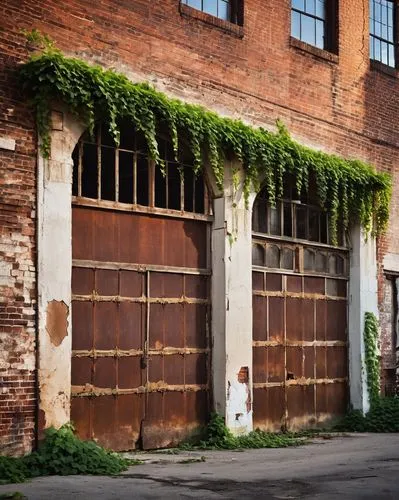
[
  {"xmin": 1, "ymin": 0, "xmax": 399, "ymax": 452},
  {"xmin": 0, "ymin": 24, "xmax": 37, "ymax": 454}
]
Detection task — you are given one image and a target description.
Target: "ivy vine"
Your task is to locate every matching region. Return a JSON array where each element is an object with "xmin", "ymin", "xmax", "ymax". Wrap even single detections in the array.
[
  {"xmin": 19, "ymin": 45, "xmax": 392, "ymax": 241},
  {"xmin": 364, "ymin": 312, "xmax": 380, "ymax": 405}
]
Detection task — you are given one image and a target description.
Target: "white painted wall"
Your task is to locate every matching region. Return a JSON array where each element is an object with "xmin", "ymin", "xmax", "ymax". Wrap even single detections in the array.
[
  {"xmin": 211, "ymin": 163, "xmax": 255, "ymax": 435},
  {"xmin": 348, "ymin": 226, "xmax": 378, "ymax": 414},
  {"xmin": 37, "ymin": 110, "xmax": 84, "ymax": 429}
]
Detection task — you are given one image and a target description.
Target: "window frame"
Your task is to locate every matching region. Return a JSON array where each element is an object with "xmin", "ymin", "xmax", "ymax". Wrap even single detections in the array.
[
  {"xmin": 71, "ymin": 123, "xmax": 213, "ymax": 222},
  {"xmin": 291, "ymin": 0, "xmax": 339, "ymax": 54},
  {"xmin": 181, "ymin": 0, "xmax": 243, "ymax": 26},
  {"xmin": 369, "ymin": 0, "xmax": 398, "ymax": 70}
]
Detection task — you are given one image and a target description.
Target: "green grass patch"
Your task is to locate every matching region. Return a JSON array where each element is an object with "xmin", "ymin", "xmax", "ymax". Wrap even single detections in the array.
[{"xmin": 0, "ymin": 424, "xmax": 138, "ymax": 485}]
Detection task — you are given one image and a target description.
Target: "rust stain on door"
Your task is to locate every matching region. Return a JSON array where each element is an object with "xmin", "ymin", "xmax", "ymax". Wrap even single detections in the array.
[{"xmin": 46, "ymin": 300, "xmax": 69, "ymax": 347}]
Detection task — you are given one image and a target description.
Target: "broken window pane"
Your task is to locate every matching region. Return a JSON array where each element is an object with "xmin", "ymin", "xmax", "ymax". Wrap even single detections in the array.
[
  {"xmin": 81, "ymin": 143, "xmax": 98, "ymax": 199},
  {"xmin": 72, "ymin": 146, "xmax": 79, "ymax": 196},
  {"xmin": 168, "ymin": 164, "xmax": 181, "ymax": 211},
  {"xmin": 283, "ymin": 203, "xmax": 293, "ymax": 237},
  {"xmin": 119, "ymin": 151, "xmax": 134, "ymax": 204},
  {"xmin": 155, "ymin": 166, "xmax": 167, "ymax": 209},
  {"xmin": 136, "ymin": 156, "xmax": 149, "ymax": 206},
  {"xmin": 194, "ymin": 174, "xmax": 205, "ymax": 213},
  {"xmin": 101, "ymin": 146, "xmax": 116, "ymax": 201},
  {"xmin": 184, "ymin": 167, "xmax": 195, "ymax": 213},
  {"xmin": 296, "ymin": 206, "xmax": 307, "ymax": 239}
]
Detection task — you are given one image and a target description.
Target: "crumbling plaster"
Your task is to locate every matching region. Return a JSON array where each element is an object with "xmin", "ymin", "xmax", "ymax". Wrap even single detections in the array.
[{"xmin": 37, "ymin": 109, "xmax": 85, "ymax": 429}]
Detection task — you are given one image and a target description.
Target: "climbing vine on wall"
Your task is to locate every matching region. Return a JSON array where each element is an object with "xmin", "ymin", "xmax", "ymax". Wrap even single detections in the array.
[
  {"xmin": 19, "ymin": 44, "xmax": 392, "ymax": 242},
  {"xmin": 364, "ymin": 312, "xmax": 380, "ymax": 405}
]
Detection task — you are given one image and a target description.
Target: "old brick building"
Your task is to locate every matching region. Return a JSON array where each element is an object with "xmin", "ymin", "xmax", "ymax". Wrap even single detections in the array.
[{"xmin": 0, "ymin": 0, "xmax": 398, "ymax": 456}]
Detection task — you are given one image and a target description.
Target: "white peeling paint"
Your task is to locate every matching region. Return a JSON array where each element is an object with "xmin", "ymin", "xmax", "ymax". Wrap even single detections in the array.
[
  {"xmin": 37, "ymin": 109, "xmax": 85, "ymax": 429},
  {"xmin": 211, "ymin": 163, "xmax": 255, "ymax": 435}
]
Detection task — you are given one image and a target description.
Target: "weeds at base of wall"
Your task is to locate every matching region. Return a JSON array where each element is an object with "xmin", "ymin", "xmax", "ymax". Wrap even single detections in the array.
[
  {"xmin": 334, "ymin": 397, "xmax": 399, "ymax": 433},
  {"xmin": 334, "ymin": 312, "xmax": 399, "ymax": 433},
  {"xmin": 0, "ymin": 424, "xmax": 141, "ymax": 485},
  {"xmin": 179, "ymin": 413, "xmax": 304, "ymax": 450}
]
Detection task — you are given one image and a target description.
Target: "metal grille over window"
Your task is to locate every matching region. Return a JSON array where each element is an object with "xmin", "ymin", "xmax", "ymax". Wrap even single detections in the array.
[
  {"xmin": 72, "ymin": 123, "xmax": 211, "ymax": 217},
  {"xmin": 369, "ymin": 0, "xmax": 395, "ymax": 68},
  {"xmin": 182, "ymin": 0, "xmax": 232, "ymax": 22},
  {"xmin": 291, "ymin": 0, "xmax": 326, "ymax": 49}
]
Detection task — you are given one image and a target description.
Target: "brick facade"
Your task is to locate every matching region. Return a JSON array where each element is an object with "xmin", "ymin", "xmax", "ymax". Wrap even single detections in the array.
[{"xmin": 1, "ymin": 0, "xmax": 399, "ymax": 454}]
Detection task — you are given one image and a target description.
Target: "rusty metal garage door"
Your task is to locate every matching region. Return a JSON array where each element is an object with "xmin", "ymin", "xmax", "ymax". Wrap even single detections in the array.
[
  {"xmin": 252, "ymin": 191, "xmax": 348, "ymax": 431},
  {"xmin": 70, "ymin": 125, "xmax": 212, "ymax": 450}
]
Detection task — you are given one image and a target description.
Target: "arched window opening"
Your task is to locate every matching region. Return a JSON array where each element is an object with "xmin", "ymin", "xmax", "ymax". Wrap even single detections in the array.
[{"xmin": 72, "ymin": 122, "xmax": 210, "ymax": 216}]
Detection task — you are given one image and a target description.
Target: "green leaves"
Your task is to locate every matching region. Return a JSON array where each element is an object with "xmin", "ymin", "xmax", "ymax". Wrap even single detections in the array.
[
  {"xmin": 192, "ymin": 413, "xmax": 301, "ymax": 450},
  {"xmin": 0, "ymin": 424, "xmax": 133, "ymax": 485},
  {"xmin": 19, "ymin": 49, "xmax": 392, "ymax": 238},
  {"xmin": 364, "ymin": 312, "xmax": 381, "ymax": 405},
  {"xmin": 335, "ymin": 398, "xmax": 399, "ymax": 433}
]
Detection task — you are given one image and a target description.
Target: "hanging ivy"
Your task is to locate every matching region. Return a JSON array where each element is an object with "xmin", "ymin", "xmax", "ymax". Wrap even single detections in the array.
[
  {"xmin": 364, "ymin": 312, "xmax": 381, "ymax": 405},
  {"xmin": 19, "ymin": 46, "xmax": 392, "ymax": 240}
]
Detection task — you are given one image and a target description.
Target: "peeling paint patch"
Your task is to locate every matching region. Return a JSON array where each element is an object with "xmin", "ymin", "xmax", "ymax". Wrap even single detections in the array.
[
  {"xmin": 237, "ymin": 366, "xmax": 249, "ymax": 384},
  {"xmin": 46, "ymin": 300, "xmax": 69, "ymax": 346},
  {"xmin": 238, "ymin": 366, "xmax": 252, "ymax": 413}
]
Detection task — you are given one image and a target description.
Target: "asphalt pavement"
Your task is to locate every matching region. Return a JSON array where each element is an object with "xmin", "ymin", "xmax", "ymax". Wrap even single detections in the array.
[{"xmin": 1, "ymin": 433, "xmax": 399, "ymax": 499}]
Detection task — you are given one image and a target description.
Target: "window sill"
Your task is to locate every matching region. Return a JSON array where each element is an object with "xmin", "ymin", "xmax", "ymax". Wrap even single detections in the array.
[
  {"xmin": 179, "ymin": 3, "xmax": 244, "ymax": 38},
  {"xmin": 370, "ymin": 59, "xmax": 397, "ymax": 78},
  {"xmin": 290, "ymin": 37, "xmax": 338, "ymax": 64}
]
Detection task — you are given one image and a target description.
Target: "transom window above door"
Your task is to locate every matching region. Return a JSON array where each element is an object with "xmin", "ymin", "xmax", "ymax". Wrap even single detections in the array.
[
  {"xmin": 71, "ymin": 121, "xmax": 212, "ymax": 218},
  {"xmin": 252, "ymin": 178, "xmax": 347, "ymax": 249}
]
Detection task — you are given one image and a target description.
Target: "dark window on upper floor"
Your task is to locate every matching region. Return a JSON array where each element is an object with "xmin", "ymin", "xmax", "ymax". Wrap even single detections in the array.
[
  {"xmin": 291, "ymin": 0, "xmax": 338, "ymax": 53},
  {"xmin": 370, "ymin": 0, "xmax": 396, "ymax": 68},
  {"xmin": 181, "ymin": 0, "xmax": 243, "ymax": 25}
]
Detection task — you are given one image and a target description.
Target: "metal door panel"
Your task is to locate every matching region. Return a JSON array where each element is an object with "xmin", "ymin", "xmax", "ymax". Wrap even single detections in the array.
[
  {"xmin": 253, "ymin": 243, "xmax": 349, "ymax": 431},
  {"xmin": 71, "ymin": 206, "xmax": 210, "ymax": 450}
]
